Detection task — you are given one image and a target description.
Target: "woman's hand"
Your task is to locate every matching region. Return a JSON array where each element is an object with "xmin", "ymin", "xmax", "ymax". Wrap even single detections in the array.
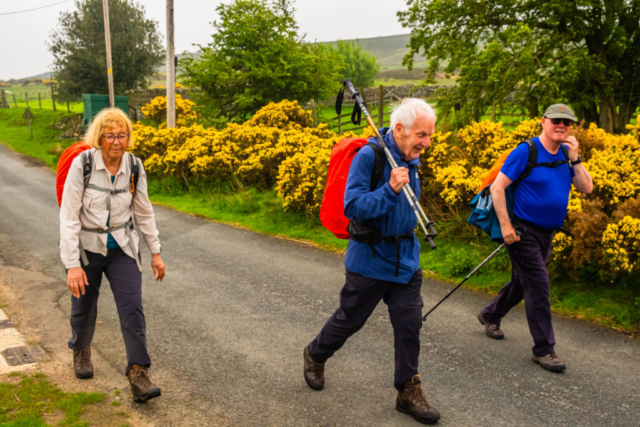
[
  {"xmin": 151, "ymin": 254, "xmax": 165, "ymax": 282},
  {"xmin": 67, "ymin": 267, "xmax": 89, "ymax": 298}
]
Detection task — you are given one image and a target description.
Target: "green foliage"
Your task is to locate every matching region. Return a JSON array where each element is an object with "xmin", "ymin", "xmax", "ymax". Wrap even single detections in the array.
[
  {"xmin": 328, "ymin": 40, "xmax": 380, "ymax": 88},
  {"xmin": 398, "ymin": 1, "xmax": 640, "ymax": 132},
  {"xmin": 181, "ymin": 0, "xmax": 343, "ymax": 125},
  {"xmin": 48, "ymin": 0, "xmax": 163, "ymax": 100}
]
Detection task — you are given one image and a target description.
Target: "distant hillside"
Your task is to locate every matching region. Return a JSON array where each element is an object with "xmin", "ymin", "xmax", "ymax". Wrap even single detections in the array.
[{"xmin": 320, "ymin": 33, "xmax": 427, "ymax": 70}]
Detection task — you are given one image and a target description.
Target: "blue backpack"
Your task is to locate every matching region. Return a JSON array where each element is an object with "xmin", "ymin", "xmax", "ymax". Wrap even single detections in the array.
[{"xmin": 467, "ymin": 140, "xmax": 571, "ymax": 242}]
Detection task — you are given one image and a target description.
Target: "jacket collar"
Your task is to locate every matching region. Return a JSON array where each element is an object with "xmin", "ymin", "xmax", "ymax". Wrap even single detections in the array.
[
  {"xmin": 93, "ymin": 148, "xmax": 128, "ymax": 176},
  {"xmin": 374, "ymin": 128, "xmax": 421, "ymax": 167}
]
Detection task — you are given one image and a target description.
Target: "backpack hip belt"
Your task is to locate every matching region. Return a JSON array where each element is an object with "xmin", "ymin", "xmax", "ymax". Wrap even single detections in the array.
[
  {"xmin": 347, "ymin": 220, "xmax": 414, "ymax": 278},
  {"xmin": 80, "ymin": 218, "xmax": 142, "ymax": 272}
]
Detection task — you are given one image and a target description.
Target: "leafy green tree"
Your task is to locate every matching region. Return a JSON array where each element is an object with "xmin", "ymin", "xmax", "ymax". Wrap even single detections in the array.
[
  {"xmin": 181, "ymin": 0, "xmax": 343, "ymax": 124},
  {"xmin": 48, "ymin": 0, "xmax": 163, "ymax": 100},
  {"xmin": 399, "ymin": 1, "xmax": 640, "ymax": 132},
  {"xmin": 329, "ymin": 40, "xmax": 380, "ymax": 88}
]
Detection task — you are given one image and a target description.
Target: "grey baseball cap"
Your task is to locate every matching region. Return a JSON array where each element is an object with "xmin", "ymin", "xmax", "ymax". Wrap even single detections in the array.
[{"xmin": 543, "ymin": 104, "xmax": 577, "ymax": 122}]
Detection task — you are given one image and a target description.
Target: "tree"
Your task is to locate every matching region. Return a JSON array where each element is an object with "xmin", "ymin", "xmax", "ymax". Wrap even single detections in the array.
[
  {"xmin": 329, "ymin": 40, "xmax": 380, "ymax": 88},
  {"xmin": 48, "ymin": 0, "xmax": 163, "ymax": 100},
  {"xmin": 399, "ymin": 1, "xmax": 640, "ymax": 133},
  {"xmin": 181, "ymin": 0, "xmax": 343, "ymax": 124}
]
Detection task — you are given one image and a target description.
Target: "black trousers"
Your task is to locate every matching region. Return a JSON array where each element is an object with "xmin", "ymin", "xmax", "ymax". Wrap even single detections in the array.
[
  {"xmin": 68, "ymin": 248, "xmax": 150, "ymax": 374},
  {"xmin": 481, "ymin": 219, "xmax": 556, "ymax": 357},
  {"xmin": 309, "ymin": 269, "xmax": 424, "ymax": 390}
]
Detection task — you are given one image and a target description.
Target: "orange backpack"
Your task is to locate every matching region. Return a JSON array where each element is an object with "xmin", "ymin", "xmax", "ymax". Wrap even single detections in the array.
[
  {"xmin": 319, "ymin": 138, "xmax": 385, "ymax": 239},
  {"xmin": 56, "ymin": 141, "xmax": 91, "ymax": 207}
]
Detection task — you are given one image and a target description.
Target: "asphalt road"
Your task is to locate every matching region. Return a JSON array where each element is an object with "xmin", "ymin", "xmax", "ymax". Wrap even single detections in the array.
[{"xmin": 0, "ymin": 143, "xmax": 638, "ymax": 426}]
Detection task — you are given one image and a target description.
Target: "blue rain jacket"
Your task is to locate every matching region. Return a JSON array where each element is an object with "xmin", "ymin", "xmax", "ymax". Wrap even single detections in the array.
[{"xmin": 344, "ymin": 128, "xmax": 422, "ymax": 284}]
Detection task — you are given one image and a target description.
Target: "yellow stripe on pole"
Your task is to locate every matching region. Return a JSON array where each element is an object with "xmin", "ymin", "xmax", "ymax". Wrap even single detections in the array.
[{"xmin": 108, "ymin": 68, "xmax": 112, "ymax": 74}]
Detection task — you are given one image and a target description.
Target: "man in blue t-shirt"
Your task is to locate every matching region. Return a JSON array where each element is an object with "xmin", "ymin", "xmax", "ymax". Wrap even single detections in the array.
[
  {"xmin": 477, "ymin": 104, "xmax": 593, "ymax": 373},
  {"xmin": 303, "ymin": 99, "xmax": 441, "ymax": 425}
]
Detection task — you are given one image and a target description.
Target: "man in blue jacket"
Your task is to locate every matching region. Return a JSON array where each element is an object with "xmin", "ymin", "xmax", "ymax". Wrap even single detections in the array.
[
  {"xmin": 304, "ymin": 99, "xmax": 440, "ymax": 425},
  {"xmin": 477, "ymin": 104, "xmax": 593, "ymax": 373}
]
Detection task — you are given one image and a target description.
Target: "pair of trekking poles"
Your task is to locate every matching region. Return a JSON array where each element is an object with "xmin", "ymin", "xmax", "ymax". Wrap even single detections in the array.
[{"xmin": 337, "ymin": 79, "xmax": 507, "ymax": 321}]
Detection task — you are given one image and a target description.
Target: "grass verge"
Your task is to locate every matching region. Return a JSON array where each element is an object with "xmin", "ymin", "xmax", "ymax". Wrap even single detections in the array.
[{"xmin": 0, "ymin": 372, "xmax": 103, "ymax": 426}]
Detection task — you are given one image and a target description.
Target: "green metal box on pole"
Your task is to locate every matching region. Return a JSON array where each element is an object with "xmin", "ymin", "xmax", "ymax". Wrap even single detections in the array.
[{"xmin": 82, "ymin": 94, "xmax": 129, "ymax": 129}]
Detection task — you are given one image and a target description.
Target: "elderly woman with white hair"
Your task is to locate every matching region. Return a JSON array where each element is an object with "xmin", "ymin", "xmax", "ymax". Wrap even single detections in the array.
[
  {"xmin": 60, "ymin": 108, "xmax": 165, "ymax": 403},
  {"xmin": 303, "ymin": 99, "xmax": 441, "ymax": 424}
]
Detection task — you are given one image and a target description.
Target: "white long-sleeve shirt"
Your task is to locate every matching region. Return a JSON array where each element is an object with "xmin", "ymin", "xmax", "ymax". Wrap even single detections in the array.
[{"xmin": 60, "ymin": 148, "xmax": 161, "ymax": 269}]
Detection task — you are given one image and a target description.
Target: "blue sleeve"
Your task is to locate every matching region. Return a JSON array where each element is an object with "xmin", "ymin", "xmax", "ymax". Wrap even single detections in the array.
[
  {"xmin": 344, "ymin": 145, "xmax": 400, "ymax": 221},
  {"xmin": 500, "ymin": 143, "xmax": 530, "ymax": 182}
]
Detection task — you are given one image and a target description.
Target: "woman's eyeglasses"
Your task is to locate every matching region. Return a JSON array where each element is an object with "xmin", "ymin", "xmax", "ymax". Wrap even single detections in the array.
[
  {"xmin": 549, "ymin": 118, "xmax": 573, "ymax": 127},
  {"xmin": 102, "ymin": 133, "xmax": 129, "ymax": 143}
]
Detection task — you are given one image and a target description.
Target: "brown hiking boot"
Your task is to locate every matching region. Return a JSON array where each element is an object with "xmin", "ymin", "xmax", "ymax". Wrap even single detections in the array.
[
  {"xmin": 127, "ymin": 365, "xmax": 161, "ymax": 402},
  {"xmin": 396, "ymin": 375, "xmax": 440, "ymax": 424},
  {"xmin": 303, "ymin": 346, "xmax": 325, "ymax": 390},
  {"xmin": 73, "ymin": 346, "xmax": 93, "ymax": 379},
  {"xmin": 478, "ymin": 313, "xmax": 504, "ymax": 340},
  {"xmin": 532, "ymin": 353, "xmax": 566, "ymax": 373}
]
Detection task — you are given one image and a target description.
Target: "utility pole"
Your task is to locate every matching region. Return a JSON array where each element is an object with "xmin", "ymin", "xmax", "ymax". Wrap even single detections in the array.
[
  {"xmin": 103, "ymin": 0, "xmax": 115, "ymax": 108},
  {"xmin": 166, "ymin": 0, "xmax": 176, "ymax": 128}
]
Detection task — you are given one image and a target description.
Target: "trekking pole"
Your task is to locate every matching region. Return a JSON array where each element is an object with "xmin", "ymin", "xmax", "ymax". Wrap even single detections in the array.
[
  {"xmin": 422, "ymin": 243, "xmax": 506, "ymax": 321},
  {"xmin": 340, "ymin": 79, "xmax": 438, "ymax": 249}
]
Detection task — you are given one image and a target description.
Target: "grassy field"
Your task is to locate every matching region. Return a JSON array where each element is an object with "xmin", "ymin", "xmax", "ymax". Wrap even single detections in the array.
[{"xmin": 0, "ymin": 106, "xmax": 79, "ymax": 168}]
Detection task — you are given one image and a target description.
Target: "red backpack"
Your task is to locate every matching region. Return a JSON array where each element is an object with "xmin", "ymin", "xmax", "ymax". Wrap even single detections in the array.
[
  {"xmin": 320, "ymin": 138, "xmax": 385, "ymax": 238},
  {"xmin": 56, "ymin": 141, "xmax": 91, "ymax": 207}
]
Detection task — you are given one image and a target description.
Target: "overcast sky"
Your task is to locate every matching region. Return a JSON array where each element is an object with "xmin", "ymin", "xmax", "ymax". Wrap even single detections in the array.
[{"xmin": 0, "ymin": 0, "xmax": 411, "ymax": 80}]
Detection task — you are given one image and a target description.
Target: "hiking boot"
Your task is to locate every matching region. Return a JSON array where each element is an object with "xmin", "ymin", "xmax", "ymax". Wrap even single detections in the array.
[
  {"xmin": 532, "ymin": 353, "xmax": 566, "ymax": 373},
  {"xmin": 396, "ymin": 375, "xmax": 440, "ymax": 424},
  {"xmin": 478, "ymin": 313, "xmax": 504, "ymax": 340},
  {"xmin": 303, "ymin": 346, "xmax": 325, "ymax": 391},
  {"xmin": 127, "ymin": 365, "xmax": 161, "ymax": 402},
  {"xmin": 73, "ymin": 346, "xmax": 93, "ymax": 379}
]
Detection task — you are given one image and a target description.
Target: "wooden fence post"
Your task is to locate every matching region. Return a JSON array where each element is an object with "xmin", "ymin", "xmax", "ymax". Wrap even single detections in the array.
[
  {"xmin": 12, "ymin": 93, "xmax": 18, "ymax": 108},
  {"xmin": 491, "ymin": 102, "xmax": 496, "ymax": 122},
  {"xmin": 311, "ymin": 99, "xmax": 317, "ymax": 128},
  {"xmin": 0, "ymin": 89, "xmax": 6, "ymax": 108},
  {"xmin": 66, "ymin": 100, "xmax": 70, "ymax": 113},
  {"xmin": 51, "ymin": 83, "xmax": 57, "ymax": 111},
  {"xmin": 38, "ymin": 92, "xmax": 42, "ymax": 109},
  {"xmin": 378, "ymin": 85, "xmax": 384, "ymax": 127}
]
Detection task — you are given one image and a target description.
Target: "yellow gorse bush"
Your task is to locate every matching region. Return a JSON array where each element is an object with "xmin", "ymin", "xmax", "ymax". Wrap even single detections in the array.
[
  {"xmin": 141, "ymin": 94, "xmax": 198, "ymax": 127},
  {"xmin": 602, "ymin": 216, "xmax": 640, "ymax": 275},
  {"xmin": 131, "ymin": 97, "xmax": 639, "ymax": 283}
]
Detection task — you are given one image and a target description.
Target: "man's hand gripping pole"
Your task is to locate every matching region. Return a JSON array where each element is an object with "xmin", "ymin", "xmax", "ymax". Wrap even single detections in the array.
[{"xmin": 341, "ymin": 79, "xmax": 438, "ymax": 248}]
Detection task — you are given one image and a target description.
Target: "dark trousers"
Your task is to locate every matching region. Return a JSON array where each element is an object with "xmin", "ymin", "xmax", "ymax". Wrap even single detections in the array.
[
  {"xmin": 308, "ymin": 269, "xmax": 424, "ymax": 390},
  {"xmin": 481, "ymin": 220, "xmax": 556, "ymax": 357},
  {"xmin": 68, "ymin": 248, "xmax": 150, "ymax": 374}
]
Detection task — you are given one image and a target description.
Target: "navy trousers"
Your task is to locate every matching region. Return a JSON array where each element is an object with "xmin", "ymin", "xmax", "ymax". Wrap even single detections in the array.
[
  {"xmin": 68, "ymin": 248, "xmax": 151, "ymax": 374},
  {"xmin": 309, "ymin": 269, "xmax": 424, "ymax": 390},
  {"xmin": 481, "ymin": 219, "xmax": 556, "ymax": 357}
]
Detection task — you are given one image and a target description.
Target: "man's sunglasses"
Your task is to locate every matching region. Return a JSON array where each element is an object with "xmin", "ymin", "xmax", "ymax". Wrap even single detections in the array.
[{"xmin": 548, "ymin": 118, "xmax": 574, "ymax": 127}]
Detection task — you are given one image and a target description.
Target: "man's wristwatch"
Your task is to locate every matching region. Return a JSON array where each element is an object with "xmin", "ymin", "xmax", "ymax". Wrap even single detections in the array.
[{"xmin": 572, "ymin": 156, "xmax": 582, "ymax": 165}]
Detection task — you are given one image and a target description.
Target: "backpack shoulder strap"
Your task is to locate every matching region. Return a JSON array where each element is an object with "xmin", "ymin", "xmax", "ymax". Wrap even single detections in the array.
[
  {"xmin": 366, "ymin": 142, "xmax": 386, "ymax": 191},
  {"xmin": 512, "ymin": 139, "xmax": 537, "ymax": 189},
  {"xmin": 128, "ymin": 152, "xmax": 140, "ymax": 197},
  {"xmin": 80, "ymin": 150, "xmax": 93, "ymax": 190}
]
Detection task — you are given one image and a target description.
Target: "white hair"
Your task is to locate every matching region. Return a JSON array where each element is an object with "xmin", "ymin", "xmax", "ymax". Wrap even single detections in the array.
[{"xmin": 389, "ymin": 98, "xmax": 437, "ymax": 135}]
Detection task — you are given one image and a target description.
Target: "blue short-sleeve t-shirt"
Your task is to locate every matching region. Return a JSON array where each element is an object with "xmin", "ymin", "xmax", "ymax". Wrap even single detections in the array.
[{"xmin": 500, "ymin": 137, "xmax": 575, "ymax": 230}]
